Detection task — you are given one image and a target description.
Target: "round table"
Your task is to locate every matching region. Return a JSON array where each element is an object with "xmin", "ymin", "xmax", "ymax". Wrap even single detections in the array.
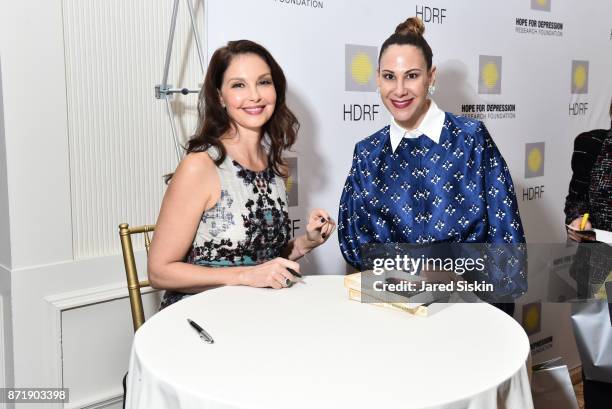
[{"xmin": 126, "ymin": 276, "xmax": 533, "ymax": 409}]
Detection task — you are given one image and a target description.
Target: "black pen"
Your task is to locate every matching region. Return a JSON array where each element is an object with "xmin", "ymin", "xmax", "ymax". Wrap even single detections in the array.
[
  {"xmin": 187, "ymin": 318, "xmax": 214, "ymax": 344},
  {"xmin": 287, "ymin": 268, "xmax": 302, "ymax": 278}
]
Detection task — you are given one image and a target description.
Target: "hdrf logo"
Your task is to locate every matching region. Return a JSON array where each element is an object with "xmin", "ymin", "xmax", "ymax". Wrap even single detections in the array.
[
  {"xmin": 343, "ymin": 44, "xmax": 381, "ymax": 122},
  {"xmin": 523, "ymin": 143, "xmax": 545, "ymax": 201},
  {"xmin": 525, "ymin": 143, "xmax": 545, "ymax": 178},
  {"xmin": 345, "ymin": 44, "xmax": 377, "ymax": 92},
  {"xmin": 522, "ymin": 302, "xmax": 542, "ymax": 336},
  {"xmin": 531, "ymin": 0, "xmax": 551, "ymax": 12},
  {"xmin": 569, "ymin": 60, "xmax": 589, "ymax": 116},
  {"xmin": 478, "ymin": 55, "xmax": 502, "ymax": 94},
  {"xmin": 571, "ymin": 60, "xmax": 589, "ymax": 94}
]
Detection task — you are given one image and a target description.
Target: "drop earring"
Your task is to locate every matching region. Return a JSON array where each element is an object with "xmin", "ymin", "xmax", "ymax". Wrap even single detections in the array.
[{"xmin": 428, "ymin": 84, "xmax": 436, "ymax": 96}]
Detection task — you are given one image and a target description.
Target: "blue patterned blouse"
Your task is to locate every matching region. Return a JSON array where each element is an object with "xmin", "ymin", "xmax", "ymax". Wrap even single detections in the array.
[{"xmin": 338, "ymin": 110, "xmax": 527, "ymax": 299}]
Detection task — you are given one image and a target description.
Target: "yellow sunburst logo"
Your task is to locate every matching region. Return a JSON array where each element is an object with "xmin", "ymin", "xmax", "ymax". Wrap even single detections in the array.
[
  {"xmin": 482, "ymin": 62, "xmax": 499, "ymax": 90},
  {"xmin": 478, "ymin": 55, "xmax": 502, "ymax": 94},
  {"xmin": 522, "ymin": 302, "xmax": 541, "ymax": 335},
  {"xmin": 527, "ymin": 147, "xmax": 543, "ymax": 173},
  {"xmin": 525, "ymin": 142, "xmax": 545, "ymax": 178},
  {"xmin": 346, "ymin": 44, "xmax": 378, "ymax": 92},
  {"xmin": 573, "ymin": 64, "xmax": 587, "ymax": 91},
  {"xmin": 285, "ymin": 175, "xmax": 294, "ymax": 193},
  {"xmin": 351, "ymin": 52, "xmax": 374, "ymax": 85}
]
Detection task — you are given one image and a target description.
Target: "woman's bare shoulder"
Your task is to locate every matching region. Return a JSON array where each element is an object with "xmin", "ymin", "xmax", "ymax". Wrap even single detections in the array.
[
  {"xmin": 173, "ymin": 151, "xmax": 217, "ymax": 179},
  {"xmin": 165, "ymin": 151, "xmax": 221, "ymax": 209}
]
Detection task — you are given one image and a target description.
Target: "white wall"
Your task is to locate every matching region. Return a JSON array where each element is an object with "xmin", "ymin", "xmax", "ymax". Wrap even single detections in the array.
[
  {"xmin": 0, "ymin": 0, "xmax": 199, "ymax": 407},
  {"xmin": 1, "ymin": 0, "xmax": 72, "ymax": 269},
  {"xmin": 0, "ymin": 58, "xmax": 11, "ymax": 270},
  {"xmin": 0, "ymin": 54, "xmax": 15, "ymax": 408}
]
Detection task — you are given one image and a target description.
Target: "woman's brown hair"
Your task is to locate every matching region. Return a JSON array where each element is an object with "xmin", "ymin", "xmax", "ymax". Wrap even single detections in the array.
[
  {"xmin": 184, "ymin": 39, "xmax": 298, "ymax": 177},
  {"xmin": 379, "ymin": 17, "xmax": 433, "ymax": 70}
]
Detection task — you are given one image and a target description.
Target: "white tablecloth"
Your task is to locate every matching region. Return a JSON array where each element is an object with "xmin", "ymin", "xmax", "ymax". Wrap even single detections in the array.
[{"xmin": 126, "ymin": 275, "xmax": 533, "ymax": 409}]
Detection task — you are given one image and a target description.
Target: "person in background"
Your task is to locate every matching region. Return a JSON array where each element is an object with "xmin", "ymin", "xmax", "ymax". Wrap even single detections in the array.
[
  {"xmin": 337, "ymin": 17, "xmax": 526, "ymax": 313},
  {"xmin": 565, "ymin": 100, "xmax": 612, "ymax": 239},
  {"xmin": 148, "ymin": 40, "xmax": 335, "ymax": 308},
  {"xmin": 564, "ymin": 100, "xmax": 612, "ymax": 409}
]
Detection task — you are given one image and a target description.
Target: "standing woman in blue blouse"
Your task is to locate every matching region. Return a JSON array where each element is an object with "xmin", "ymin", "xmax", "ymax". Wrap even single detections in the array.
[{"xmin": 338, "ymin": 17, "xmax": 526, "ymax": 303}]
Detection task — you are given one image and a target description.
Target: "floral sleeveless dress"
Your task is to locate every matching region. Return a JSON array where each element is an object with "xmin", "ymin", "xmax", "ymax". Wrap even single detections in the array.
[{"xmin": 161, "ymin": 147, "xmax": 290, "ymax": 308}]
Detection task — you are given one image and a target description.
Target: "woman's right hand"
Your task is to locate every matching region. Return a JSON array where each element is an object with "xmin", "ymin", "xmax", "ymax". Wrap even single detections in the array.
[
  {"xmin": 238, "ymin": 258, "xmax": 301, "ymax": 289},
  {"xmin": 567, "ymin": 217, "xmax": 593, "ymax": 242}
]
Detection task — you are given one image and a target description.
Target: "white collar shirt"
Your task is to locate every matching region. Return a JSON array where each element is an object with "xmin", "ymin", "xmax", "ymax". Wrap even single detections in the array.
[{"xmin": 389, "ymin": 99, "xmax": 445, "ymax": 151}]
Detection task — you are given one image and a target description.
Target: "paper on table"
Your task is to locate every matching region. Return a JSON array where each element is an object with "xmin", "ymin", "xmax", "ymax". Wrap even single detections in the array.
[
  {"xmin": 565, "ymin": 224, "xmax": 612, "ymax": 245},
  {"xmin": 344, "ymin": 272, "xmax": 450, "ymax": 317},
  {"xmin": 593, "ymin": 229, "xmax": 612, "ymax": 245},
  {"xmin": 347, "ymin": 287, "xmax": 428, "ymax": 317}
]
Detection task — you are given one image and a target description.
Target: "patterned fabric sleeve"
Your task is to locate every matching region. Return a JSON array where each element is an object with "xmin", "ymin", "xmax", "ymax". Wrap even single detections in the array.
[
  {"xmin": 563, "ymin": 130, "xmax": 606, "ymax": 224},
  {"xmin": 479, "ymin": 123, "xmax": 527, "ymax": 299},
  {"xmin": 480, "ymin": 124, "xmax": 525, "ymax": 244},
  {"xmin": 338, "ymin": 144, "xmax": 369, "ymax": 271}
]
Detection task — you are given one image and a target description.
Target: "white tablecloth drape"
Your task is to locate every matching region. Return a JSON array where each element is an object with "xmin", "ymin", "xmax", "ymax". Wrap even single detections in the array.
[{"xmin": 126, "ymin": 275, "xmax": 533, "ymax": 409}]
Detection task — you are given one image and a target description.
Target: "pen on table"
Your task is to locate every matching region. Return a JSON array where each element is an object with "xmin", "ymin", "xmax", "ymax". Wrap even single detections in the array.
[
  {"xmin": 580, "ymin": 213, "xmax": 590, "ymax": 231},
  {"xmin": 187, "ymin": 318, "xmax": 214, "ymax": 344},
  {"xmin": 282, "ymin": 268, "xmax": 302, "ymax": 288},
  {"xmin": 287, "ymin": 268, "xmax": 302, "ymax": 278}
]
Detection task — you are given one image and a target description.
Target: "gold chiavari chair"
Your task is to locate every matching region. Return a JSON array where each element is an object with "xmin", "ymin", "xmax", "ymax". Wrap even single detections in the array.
[{"xmin": 118, "ymin": 223, "xmax": 156, "ymax": 332}]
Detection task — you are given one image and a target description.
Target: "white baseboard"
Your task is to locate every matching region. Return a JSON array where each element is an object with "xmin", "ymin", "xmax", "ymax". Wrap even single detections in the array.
[{"xmin": 66, "ymin": 390, "xmax": 123, "ymax": 409}]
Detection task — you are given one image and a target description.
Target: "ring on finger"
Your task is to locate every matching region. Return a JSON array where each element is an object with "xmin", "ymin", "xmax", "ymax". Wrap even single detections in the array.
[{"xmin": 284, "ymin": 278, "xmax": 293, "ymax": 288}]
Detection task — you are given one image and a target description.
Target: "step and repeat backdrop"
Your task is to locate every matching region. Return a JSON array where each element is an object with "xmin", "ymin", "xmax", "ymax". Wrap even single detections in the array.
[{"xmin": 203, "ymin": 0, "xmax": 612, "ymax": 365}]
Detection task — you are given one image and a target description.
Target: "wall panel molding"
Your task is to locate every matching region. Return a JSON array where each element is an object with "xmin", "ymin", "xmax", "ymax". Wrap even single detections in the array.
[
  {"xmin": 62, "ymin": 0, "xmax": 203, "ymax": 258},
  {"xmin": 65, "ymin": 391, "xmax": 123, "ymax": 409},
  {"xmin": 44, "ymin": 281, "xmax": 158, "ymax": 408}
]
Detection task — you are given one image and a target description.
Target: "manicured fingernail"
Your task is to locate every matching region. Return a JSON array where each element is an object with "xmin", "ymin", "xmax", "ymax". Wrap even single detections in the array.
[{"xmin": 320, "ymin": 217, "xmax": 326, "ymax": 223}]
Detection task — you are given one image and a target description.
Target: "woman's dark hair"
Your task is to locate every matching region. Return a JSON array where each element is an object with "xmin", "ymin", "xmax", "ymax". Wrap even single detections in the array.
[
  {"xmin": 184, "ymin": 39, "xmax": 298, "ymax": 177},
  {"xmin": 379, "ymin": 17, "xmax": 433, "ymax": 70}
]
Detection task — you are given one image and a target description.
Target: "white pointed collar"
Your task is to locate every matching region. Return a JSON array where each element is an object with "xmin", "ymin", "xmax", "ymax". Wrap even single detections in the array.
[{"xmin": 389, "ymin": 99, "xmax": 445, "ymax": 151}]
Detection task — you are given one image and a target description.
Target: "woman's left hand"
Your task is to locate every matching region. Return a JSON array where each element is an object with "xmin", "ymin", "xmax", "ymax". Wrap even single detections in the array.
[{"xmin": 305, "ymin": 208, "xmax": 336, "ymax": 246}]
